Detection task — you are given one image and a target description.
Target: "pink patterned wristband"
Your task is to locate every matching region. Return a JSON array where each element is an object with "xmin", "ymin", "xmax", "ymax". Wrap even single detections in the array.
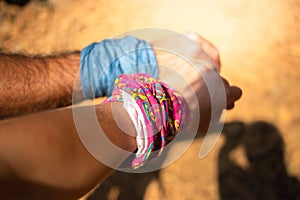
[{"xmin": 103, "ymin": 73, "xmax": 190, "ymax": 169}]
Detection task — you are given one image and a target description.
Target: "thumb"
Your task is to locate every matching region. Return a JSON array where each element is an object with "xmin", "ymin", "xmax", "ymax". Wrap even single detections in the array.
[{"xmin": 226, "ymin": 86, "xmax": 242, "ymax": 109}]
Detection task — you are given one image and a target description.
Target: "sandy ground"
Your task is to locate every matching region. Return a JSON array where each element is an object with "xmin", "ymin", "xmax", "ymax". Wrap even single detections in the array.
[{"xmin": 1, "ymin": 0, "xmax": 300, "ymax": 199}]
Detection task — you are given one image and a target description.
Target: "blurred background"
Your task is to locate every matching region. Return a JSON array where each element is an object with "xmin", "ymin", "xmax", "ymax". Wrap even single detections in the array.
[{"xmin": 1, "ymin": 0, "xmax": 300, "ymax": 199}]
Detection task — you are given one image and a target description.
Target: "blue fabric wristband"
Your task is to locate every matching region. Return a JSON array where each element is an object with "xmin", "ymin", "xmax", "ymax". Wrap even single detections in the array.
[{"xmin": 80, "ymin": 36, "xmax": 158, "ymax": 99}]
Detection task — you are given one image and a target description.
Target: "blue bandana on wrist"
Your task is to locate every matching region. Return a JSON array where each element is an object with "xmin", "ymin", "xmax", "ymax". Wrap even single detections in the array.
[{"xmin": 80, "ymin": 36, "xmax": 158, "ymax": 98}]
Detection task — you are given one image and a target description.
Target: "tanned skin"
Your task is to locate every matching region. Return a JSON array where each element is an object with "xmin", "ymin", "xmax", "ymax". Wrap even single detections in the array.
[
  {"xmin": 0, "ymin": 52, "xmax": 82, "ymax": 119},
  {"xmin": 0, "ymin": 33, "xmax": 242, "ymax": 199},
  {"xmin": 0, "ymin": 102, "xmax": 137, "ymax": 199}
]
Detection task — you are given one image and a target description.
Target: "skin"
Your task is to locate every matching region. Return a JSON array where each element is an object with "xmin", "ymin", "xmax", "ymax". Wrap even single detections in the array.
[
  {"xmin": 0, "ymin": 33, "xmax": 242, "ymax": 199},
  {"xmin": 0, "ymin": 103, "xmax": 136, "ymax": 199},
  {"xmin": 0, "ymin": 33, "xmax": 241, "ymax": 120},
  {"xmin": 0, "ymin": 51, "xmax": 83, "ymax": 119},
  {"xmin": 153, "ymin": 33, "xmax": 242, "ymax": 133}
]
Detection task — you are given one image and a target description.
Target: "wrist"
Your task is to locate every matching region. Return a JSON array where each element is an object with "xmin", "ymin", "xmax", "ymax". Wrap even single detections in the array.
[
  {"xmin": 80, "ymin": 36, "xmax": 158, "ymax": 99},
  {"xmin": 96, "ymin": 102, "xmax": 137, "ymax": 152},
  {"xmin": 104, "ymin": 73, "xmax": 190, "ymax": 169},
  {"xmin": 46, "ymin": 51, "xmax": 83, "ymax": 105}
]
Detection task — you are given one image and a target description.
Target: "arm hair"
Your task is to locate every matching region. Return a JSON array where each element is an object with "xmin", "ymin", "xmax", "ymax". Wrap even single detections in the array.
[{"xmin": 0, "ymin": 51, "xmax": 83, "ymax": 119}]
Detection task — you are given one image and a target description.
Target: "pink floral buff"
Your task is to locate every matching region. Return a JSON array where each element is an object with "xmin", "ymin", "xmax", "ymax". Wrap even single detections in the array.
[{"xmin": 103, "ymin": 73, "xmax": 190, "ymax": 169}]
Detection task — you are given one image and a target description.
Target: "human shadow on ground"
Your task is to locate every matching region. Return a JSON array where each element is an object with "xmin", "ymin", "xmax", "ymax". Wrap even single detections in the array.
[
  {"xmin": 218, "ymin": 121, "xmax": 300, "ymax": 200},
  {"xmin": 88, "ymin": 121, "xmax": 300, "ymax": 200},
  {"xmin": 88, "ymin": 170, "xmax": 161, "ymax": 200}
]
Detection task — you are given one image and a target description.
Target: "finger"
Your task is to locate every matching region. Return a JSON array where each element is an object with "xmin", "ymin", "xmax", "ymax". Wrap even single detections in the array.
[
  {"xmin": 222, "ymin": 77, "xmax": 229, "ymax": 86},
  {"xmin": 226, "ymin": 103, "xmax": 235, "ymax": 110},
  {"xmin": 227, "ymin": 86, "xmax": 242, "ymax": 105},
  {"xmin": 186, "ymin": 33, "xmax": 217, "ymax": 53},
  {"xmin": 185, "ymin": 33, "xmax": 221, "ymax": 71}
]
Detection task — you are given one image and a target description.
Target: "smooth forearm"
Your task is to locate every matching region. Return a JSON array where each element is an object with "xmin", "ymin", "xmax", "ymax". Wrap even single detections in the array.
[
  {"xmin": 0, "ymin": 52, "xmax": 82, "ymax": 119},
  {"xmin": 0, "ymin": 103, "xmax": 136, "ymax": 199}
]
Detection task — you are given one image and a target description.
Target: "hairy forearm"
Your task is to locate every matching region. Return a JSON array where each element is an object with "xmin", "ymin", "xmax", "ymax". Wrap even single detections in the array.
[
  {"xmin": 0, "ymin": 52, "xmax": 83, "ymax": 119},
  {"xmin": 0, "ymin": 102, "xmax": 136, "ymax": 199}
]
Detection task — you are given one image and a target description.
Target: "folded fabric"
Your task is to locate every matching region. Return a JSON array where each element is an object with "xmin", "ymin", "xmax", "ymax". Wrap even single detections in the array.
[
  {"xmin": 104, "ymin": 73, "xmax": 190, "ymax": 169},
  {"xmin": 80, "ymin": 36, "xmax": 158, "ymax": 99}
]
